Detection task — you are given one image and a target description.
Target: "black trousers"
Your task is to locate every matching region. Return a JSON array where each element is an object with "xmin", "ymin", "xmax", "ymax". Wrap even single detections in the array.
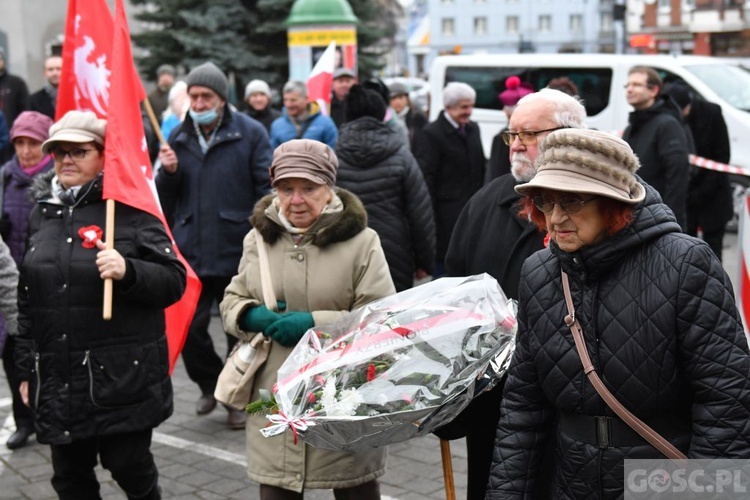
[
  {"xmin": 259, "ymin": 480, "xmax": 380, "ymax": 500},
  {"xmin": 2, "ymin": 335, "xmax": 34, "ymax": 430},
  {"xmin": 50, "ymin": 429, "xmax": 160, "ymax": 500},
  {"xmin": 181, "ymin": 276, "xmax": 238, "ymax": 394}
]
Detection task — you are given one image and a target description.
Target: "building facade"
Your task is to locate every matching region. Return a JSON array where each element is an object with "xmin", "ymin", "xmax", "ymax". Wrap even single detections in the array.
[
  {"xmin": 0, "ymin": 1, "xmax": 143, "ymax": 91},
  {"xmin": 403, "ymin": 0, "xmax": 612, "ymax": 77}
]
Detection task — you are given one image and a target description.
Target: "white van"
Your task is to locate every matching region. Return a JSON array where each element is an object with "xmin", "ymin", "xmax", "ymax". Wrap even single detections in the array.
[{"xmin": 428, "ymin": 54, "xmax": 750, "ymax": 229}]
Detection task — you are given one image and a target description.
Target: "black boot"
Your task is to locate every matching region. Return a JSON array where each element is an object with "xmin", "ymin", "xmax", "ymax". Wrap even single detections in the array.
[{"xmin": 6, "ymin": 426, "xmax": 34, "ymax": 450}]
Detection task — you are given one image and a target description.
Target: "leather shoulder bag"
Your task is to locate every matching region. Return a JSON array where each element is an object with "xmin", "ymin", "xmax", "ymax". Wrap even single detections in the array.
[
  {"xmin": 214, "ymin": 230, "xmax": 275, "ymax": 410},
  {"xmin": 561, "ymin": 270, "xmax": 687, "ymax": 460}
]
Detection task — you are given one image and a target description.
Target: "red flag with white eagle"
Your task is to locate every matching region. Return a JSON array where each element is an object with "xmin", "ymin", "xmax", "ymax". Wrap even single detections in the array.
[
  {"xmin": 306, "ymin": 41, "xmax": 337, "ymax": 115},
  {"xmin": 57, "ymin": 0, "xmax": 201, "ymax": 373},
  {"xmin": 56, "ymin": 0, "xmax": 114, "ymax": 120}
]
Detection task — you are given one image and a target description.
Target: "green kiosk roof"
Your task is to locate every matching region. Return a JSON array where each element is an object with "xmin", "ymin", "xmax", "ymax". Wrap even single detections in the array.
[{"xmin": 286, "ymin": 0, "xmax": 358, "ymax": 26}]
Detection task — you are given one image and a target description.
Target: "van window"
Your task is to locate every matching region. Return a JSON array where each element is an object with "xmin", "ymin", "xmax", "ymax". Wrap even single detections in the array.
[
  {"xmin": 445, "ymin": 66, "xmax": 613, "ymax": 117},
  {"xmin": 684, "ymin": 64, "xmax": 750, "ymax": 112}
]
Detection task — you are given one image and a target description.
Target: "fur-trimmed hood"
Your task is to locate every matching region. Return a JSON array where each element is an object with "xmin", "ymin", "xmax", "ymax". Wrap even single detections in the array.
[
  {"xmin": 28, "ymin": 170, "xmax": 57, "ymax": 202},
  {"xmin": 250, "ymin": 187, "xmax": 367, "ymax": 247}
]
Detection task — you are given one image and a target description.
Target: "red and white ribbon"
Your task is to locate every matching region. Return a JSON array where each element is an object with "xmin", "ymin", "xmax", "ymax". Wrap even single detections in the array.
[
  {"xmin": 261, "ymin": 412, "xmax": 312, "ymax": 444},
  {"xmin": 738, "ymin": 196, "xmax": 750, "ymax": 347},
  {"xmin": 689, "ymin": 154, "xmax": 749, "ymax": 176}
]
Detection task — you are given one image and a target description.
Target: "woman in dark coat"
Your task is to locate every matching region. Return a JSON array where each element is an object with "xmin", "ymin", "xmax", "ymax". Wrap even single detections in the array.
[
  {"xmin": 15, "ymin": 111, "xmax": 186, "ymax": 500},
  {"xmin": 0, "ymin": 111, "xmax": 55, "ymax": 450},
  {"xmin": 487, "ymin": 129, "xmax": 750, "ymax": 499},
  {"xmin": 336, "ymin": 85, "xmax": 435, "ymax": 291}
]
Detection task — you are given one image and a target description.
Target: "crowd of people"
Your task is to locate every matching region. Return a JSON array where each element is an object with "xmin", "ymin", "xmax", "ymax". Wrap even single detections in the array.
[{"xmin": 0, "ymin": 51, "xmax": 748, "ymax": 500}]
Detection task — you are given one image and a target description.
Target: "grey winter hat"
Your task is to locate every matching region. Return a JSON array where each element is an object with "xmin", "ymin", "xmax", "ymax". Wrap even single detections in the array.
[
  {"xmin": 388, "ymin": 82, "xmax": 409, "ymax": 98},
  {"xmin": 270, "ymin": 139, "xmax": 338, "ymax": 187},
  {"xmin": 157, "ymin": 64, "xmax": 176, "ymax": 77},
  {"xmin": 515, "ymin": 129, "xmax": 646, "ymax": 204},
  {"xmin": 333, "ymin": 67, "xmax": 357, "ymax": 80},
  {"xmin": 186, "ymin": 62, "xmax": 229, "ymax": 101}
]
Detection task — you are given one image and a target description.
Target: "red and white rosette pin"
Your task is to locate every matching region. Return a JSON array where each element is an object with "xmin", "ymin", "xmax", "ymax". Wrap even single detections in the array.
[{"xmin": 78, "ymin": 225, "xmax": 103, "ymax": 249}]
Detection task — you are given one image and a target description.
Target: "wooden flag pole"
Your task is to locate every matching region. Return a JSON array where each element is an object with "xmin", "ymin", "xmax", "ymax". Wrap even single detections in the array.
[
  {"xmin": 103, "ymin": 198, "xmax": 116, "ymax": 320},
  {"xmin": 143, "ymin": 97, "xmax": 168, "ymax": 146},
  {"xmin": 440, "ymin": 438, "xmax": 456, "ymax": 500}
]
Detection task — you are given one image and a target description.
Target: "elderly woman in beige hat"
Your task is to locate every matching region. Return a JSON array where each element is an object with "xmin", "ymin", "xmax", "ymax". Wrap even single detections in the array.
[
  {"xmin": 221, "ymin": 139, "xmax": 395, "ymax": 500},
  {"xmin": 14, "ymin": 110, "xmax": 186, "ymax": 499},
  {"xmin": 486, "ymin": 128, "xmax": 750, "ymax": 499}
]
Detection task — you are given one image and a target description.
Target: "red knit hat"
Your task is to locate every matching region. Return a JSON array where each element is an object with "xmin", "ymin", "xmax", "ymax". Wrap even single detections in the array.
[{"xmin": 498, "ymin": 76, "xmax": 533, "ymax": 107}]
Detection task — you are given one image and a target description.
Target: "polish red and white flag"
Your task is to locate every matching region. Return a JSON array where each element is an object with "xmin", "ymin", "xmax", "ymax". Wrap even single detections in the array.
[{"xmin": 306, "ymin": 41, "xmax": 337, "ymax": 115}]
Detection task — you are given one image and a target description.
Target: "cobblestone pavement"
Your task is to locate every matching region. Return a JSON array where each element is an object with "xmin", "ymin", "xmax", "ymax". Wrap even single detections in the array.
[{"xmin": 0, "ymin": 317, "xmax": 468, "ymax": 500}]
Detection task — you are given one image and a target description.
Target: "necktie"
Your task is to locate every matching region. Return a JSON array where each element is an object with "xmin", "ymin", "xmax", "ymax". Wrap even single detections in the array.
[{"xmin": 457, "ymin": 124, "xmax": 466, "ymax": 138}]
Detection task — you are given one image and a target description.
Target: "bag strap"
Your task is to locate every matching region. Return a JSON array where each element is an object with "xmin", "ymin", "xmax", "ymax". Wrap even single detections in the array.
[
  {"xmin": 560, "ymin": 270, "xmax": 687, "ymax": 460},
  {"xmin": 254, "ymin": 230, "xmax": 278, "ymax": 311}
]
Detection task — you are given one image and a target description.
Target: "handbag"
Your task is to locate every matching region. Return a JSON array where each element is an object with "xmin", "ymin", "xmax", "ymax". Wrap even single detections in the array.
[
  {"xmin": 560, "ymin": 270, "xmax": 687, "ymax": 460},
  {"xmin": 214, "ymin": 230, "xmax": 276, "ymax": 410}
]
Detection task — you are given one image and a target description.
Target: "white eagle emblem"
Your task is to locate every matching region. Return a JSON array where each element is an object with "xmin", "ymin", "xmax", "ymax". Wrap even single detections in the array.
[{"xmin": 74, "ymin": 34, "xmax": 111, "ymax": 116}]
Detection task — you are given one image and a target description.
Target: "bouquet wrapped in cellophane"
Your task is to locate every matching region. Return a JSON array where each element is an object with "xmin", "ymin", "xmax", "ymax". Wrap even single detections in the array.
[{"xmin": 255, "ymin": 273, "xmax": 516, "ymax": 452}]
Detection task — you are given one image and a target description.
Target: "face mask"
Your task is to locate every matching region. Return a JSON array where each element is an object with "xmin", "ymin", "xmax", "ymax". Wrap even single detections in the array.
[{"xmin": 189, "ymin": 106, "xmax": 219, "ymax": 125}]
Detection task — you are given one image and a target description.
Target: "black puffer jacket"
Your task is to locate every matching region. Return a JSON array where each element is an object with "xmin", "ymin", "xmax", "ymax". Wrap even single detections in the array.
[
  {"xmin": 15, "ymin": 172, "xmax": 186, "ymax": 445},
  {"xmin": 336, "ymin": 117, "xmax": 435, "ymax": 291},
  {"xmin": 487, "ymin": 184, "xmax": 750, "ymax": 499},
  {"xmin": 622, "ymin": 95, "xmax": 690, "ymax": 230}
]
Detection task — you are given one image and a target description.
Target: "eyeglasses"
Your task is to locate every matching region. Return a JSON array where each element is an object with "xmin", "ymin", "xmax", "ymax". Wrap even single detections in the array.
[
  {"xmin": 501, "ymin": 127, "xmax": 565, "ymax": 146},
  {"xmin": 51, "ymin": 148, "xmax": 96, "ymax": 162},
  {"xmin": 624, "ymin": 82, "xmax": 652, "ymax": 90},
  {"xmin": 532, "ymin": 195, "xmax": 595, "ymax": 215}
]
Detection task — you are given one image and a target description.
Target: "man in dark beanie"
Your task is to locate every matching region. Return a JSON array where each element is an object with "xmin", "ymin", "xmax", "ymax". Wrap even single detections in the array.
[
  {"xmin": 336, "ymin": 85, "xmax": 435, "ymax": 293},
  {"xmin": 663, "ymin": 81, "xmax": 733, "ymax": 260},
  {"xmin": 156, "ymin": 61, "xmax": 273, "ymax": 430}
]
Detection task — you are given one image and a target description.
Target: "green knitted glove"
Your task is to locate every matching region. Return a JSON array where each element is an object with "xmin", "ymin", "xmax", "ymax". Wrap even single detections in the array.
[
  {"xmin": 266, "ymin": 312, "xmax": 314, "ymax": 347},
  {"xmin": 240, "ymin": 302, "xmax": 286, "ymax": 333}
]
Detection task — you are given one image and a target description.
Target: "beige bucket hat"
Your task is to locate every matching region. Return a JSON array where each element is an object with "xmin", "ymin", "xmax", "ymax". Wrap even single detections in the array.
[{"xmin": 515, "ymin": 128, "xmax": 646, "ymax": 205}]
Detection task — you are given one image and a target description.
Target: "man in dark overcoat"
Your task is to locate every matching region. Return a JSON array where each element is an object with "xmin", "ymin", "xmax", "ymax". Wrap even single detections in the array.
[{"xmin": 413, "ymin": 82, "xmax": 485, "ymax": 276}]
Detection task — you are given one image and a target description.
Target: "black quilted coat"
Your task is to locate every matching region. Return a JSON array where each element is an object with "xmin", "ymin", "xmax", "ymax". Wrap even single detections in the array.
[
  {"xmin": 336, "ymin": 116, "xmax": 436, "ymax": 291},
  {"xmin": 487, "ymin": 184, "xmax": 750, "ymax": 499},
  {"xmin": 15, "ymin": 172, "xmax": 186, "ymax": 445}
]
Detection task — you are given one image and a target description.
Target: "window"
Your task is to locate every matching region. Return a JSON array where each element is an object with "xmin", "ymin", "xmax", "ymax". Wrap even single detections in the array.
[
  {"xmin": 538, "ymin": 15, "xmax": 552, "ymax": 33},
  {"xmin": 474, "ymin": 17, "xmax": 488, "ymax": 36},
  {"xmin": 601, "ymin": 12, "xmax": 614, "ymax": 31},
  {"xmin": 570, "ymin": 14, "xmax": 583, "ymax": 34},
  {"xmin": 658, "ymin": 0, "xmax": 669, "ymax": 7},
  {"xmin": 506, "ymin": 16, "xmax": 519, "ymax": 34},
  {"xmin": 442, "ymin": 18, "xmax": 455, "ymax": 36},
  {"xmin": 444, "ymin": 65, "xmax": 613, "ymax": 116}
]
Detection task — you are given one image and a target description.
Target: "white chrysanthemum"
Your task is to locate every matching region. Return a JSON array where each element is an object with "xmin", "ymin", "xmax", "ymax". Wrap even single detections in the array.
[
  {"xmin": 320, "ymin": 378, "xmax": 337, "ymax": 411},
  {"xmin": 334, "ymin": 389, "xmax": 364, "ymax": 416}
]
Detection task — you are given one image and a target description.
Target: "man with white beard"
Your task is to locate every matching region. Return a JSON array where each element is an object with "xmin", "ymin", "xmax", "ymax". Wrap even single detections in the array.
[{"xmin": 436, "ymin": 88, "xmax": 586, "ymax": 500}]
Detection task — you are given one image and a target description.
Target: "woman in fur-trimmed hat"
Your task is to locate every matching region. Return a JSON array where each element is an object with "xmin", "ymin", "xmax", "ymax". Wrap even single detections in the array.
[
  {"xmin": 486, "ymin": 128, "xmax": 750, "ymax": 499},
  {"xmin": 221, "ymin": 139, "xmax": 395, "ymax": 499}
]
